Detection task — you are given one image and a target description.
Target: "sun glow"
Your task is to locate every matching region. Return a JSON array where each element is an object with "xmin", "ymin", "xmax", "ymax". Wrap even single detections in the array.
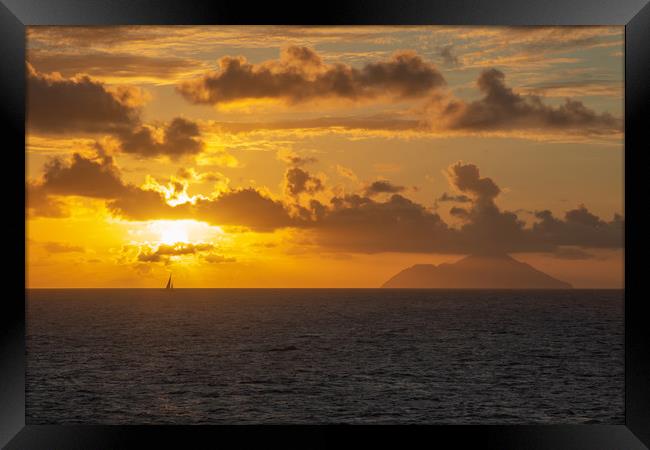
[
  {"xmin": 158, "ymin": 222, "xmax": 189, "ymax": 244},
  {"xmin": 146, "ymin": 220, "xmax": 223, "ymax": 245}
]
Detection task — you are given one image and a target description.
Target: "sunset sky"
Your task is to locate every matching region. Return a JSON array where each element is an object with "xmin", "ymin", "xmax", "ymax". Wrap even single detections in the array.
[{"xmin": 26, "ymin": 26, "xmax": 624, "ymax": 288}]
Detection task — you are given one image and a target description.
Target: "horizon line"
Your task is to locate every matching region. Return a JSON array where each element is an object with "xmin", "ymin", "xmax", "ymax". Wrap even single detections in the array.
[{"xmin": 24, "ymin": 287, "xmax": 623, "ymax": 290}]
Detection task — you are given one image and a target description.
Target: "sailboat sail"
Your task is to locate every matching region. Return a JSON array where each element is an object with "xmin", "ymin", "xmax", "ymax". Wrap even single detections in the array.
[{"xmin": 165, "ymin": 274, "xmax": 172, "ymax": 289}]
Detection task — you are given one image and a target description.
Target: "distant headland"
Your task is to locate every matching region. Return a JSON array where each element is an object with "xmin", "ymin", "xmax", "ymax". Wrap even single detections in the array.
[{"xmin": 382, "ymin": 253, "xmax": 572, "ymax": 289}]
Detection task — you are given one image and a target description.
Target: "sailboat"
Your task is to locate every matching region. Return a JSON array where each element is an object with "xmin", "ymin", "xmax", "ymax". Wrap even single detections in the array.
[{"xmin": 165, "ymin": 274, "xmax": 173, "ymax": 290}]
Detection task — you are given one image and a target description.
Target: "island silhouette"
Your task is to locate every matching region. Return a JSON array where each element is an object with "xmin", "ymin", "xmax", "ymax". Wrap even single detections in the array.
[{"xmin": 382, "ymin": 253, "xmax": 572, "ymax": 289}]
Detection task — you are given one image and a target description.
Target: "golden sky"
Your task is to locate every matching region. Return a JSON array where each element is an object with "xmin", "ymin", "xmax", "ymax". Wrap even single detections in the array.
[{"xmin": 25, "ymin": 26, "xmax": 624, "ymax": 288}]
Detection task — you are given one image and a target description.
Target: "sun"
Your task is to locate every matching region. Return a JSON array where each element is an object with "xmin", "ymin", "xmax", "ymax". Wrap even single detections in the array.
[
  {"xmin": 148, "ymin": 220, "xmax": 189, "ymax": 244},
  {"xmin": 158, "ymin": 222, "xmax": 189, "ymax": 244},
  {"xmin": 146, "ymin": 220, "xmax": 223, "ymax": 245}
]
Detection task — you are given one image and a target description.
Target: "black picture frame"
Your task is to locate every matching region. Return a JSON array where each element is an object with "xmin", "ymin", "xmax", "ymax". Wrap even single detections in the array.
[{"xmin": 2, "ymin": 0, "xmax": 649, "ymax": 448}]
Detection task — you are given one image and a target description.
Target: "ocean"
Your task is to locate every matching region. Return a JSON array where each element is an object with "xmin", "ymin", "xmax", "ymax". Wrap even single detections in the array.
[{"xmin": 26, "ymin": 289, "xmax": 624, "ymax": 424}]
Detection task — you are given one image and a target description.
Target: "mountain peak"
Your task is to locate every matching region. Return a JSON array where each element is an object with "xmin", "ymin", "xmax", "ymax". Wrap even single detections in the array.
[{"xmin": 382, "ymin": 254, "xmax": 572, "ymax": 289}]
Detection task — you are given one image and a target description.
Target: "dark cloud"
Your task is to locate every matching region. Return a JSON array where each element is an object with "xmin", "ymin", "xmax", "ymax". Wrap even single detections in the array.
[
  {"xmin": 445, "ymin": 162, "xmax": 500, "ymax": 202},
  {"xmin": 109, "ymin": 186, "xmax": 295, "ymax": 232},
  {"xmin": 204, "ymin": 254, "xmax": 236, "ymax": 263},
  {"xmin": 194, "ymin": 189, "xmax": 295, "ymax": 232},
  {"xmin": 137, "ymin": 242, "xmax": 214, "ymax": 263},
  {"xmin": 38, "ymin": 152, "xmax": 127, "ymax": 198},
  {"xmin": 289, "ymin": 156, "xmax": 318, "ymax": 166},
  {"xmin": 443, "ymin": 162, "xmax": 547, "ymax": 254},
  {"xmin": 30, "ymin": 152, "xmax": 292, "ymax": 231},
  {"xmin": 27, "ymin": 63, "xmax": 141, "ymax": 134},
  {"xmin": 298, "ymin": 163, "xmax": 622, "ymax": 255},
  {"xmin": 27, "ymin": 151, "xmax": 131, "ymax": 218},
  {"xmin": 285, "ymin": 167, "xmax": 324, "ymax": 197},
  {"xmin": 442, "ymin": 164, "xmax": 622, "ymax": 254},
  {"xmin": 449, "ymin": 206, "xmax": 470, "ymax": 219},
  {"xmin": 276, "ymin": 152, "xmax": 318, "ymax": 167},
  {"xmin": 28, "ymin": 151, "xmax": 623, "ymax": 255},
  {"xmin": 437, "ymin": 192, "xmax": 471, "ymax": 203},
  {"xmin": 26, "ymin": 181, "xmax": 68, "ymax": 218},
  {"xmin": 27, "ymin": 65, "xmax": 206, "ymax": 159},
  {"xmin": 191, "ymin": 67, "xmax": 619, "ymax": 139},
  {"xmin": 281, "ymin": 154, "xmax": 324, "ymax": 198},
  {"xmin": 177, "ymin": 46, "xmax": 446, "ymax": 105},
  {"xmin": 438, "ymin": 45, "xmax": 460, "ymax": 67},
  {"xmin": 453, "ymin": 200, "xmax": 539, "ymax": 254},
  {"xmin": 106, "ymin": 185, "xmax": 191, "ymax": 221},
  {"xmin": 303, "ymin": 193, "xmax": 452, "ymax": 253},
  {"xmin": 364, "ymin": 180, "xmax": 405, "ymax": 197},
  {"xmin": 118, "ymin": 117, "xmax": 204, "ymax": 159},
  {"xmin": 28, "ymin": 152, "xmax": 191, "ymax": 220},
  {"xmin": 530, "ymin": 207, "xmax": 623, "ymax": 249},
  {"xmin": 442, "ymin": 69, "xmax": 621, "ymax": 134}
]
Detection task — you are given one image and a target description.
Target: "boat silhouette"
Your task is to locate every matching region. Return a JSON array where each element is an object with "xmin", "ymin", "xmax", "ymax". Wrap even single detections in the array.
[{"xmin": 165, "ymin": 274, "xmax": 173, "ymax": 290}]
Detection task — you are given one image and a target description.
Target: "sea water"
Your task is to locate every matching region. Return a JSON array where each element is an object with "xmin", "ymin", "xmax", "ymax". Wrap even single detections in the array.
[{"xmin": 26, "ymin": 289, "xmax": 623, "ymax": 424}]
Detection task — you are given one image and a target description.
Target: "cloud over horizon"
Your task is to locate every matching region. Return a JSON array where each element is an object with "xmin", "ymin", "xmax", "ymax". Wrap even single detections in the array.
[
  {"xmin": 31, "ymin": 151, "xmax": 621, "ymax": 256},
  {"xmin": 137, "ymin": 242, "xmax": 215, "ymax": 263}
]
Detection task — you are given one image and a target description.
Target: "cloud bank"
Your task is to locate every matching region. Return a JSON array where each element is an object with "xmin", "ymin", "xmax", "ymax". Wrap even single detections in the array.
[
  {"xmin": 177, "ymin": 46, "xmax": 446, "ymax": 105},
  {"xmin": 438, "ymin": 69, "xmax": 621, "ymax": 134},
  {"xmin": 27, "ymin": 64, "xmax": 205, "ymax": 159},
  {"xmin": 27, "ymin": 63, "xmax": 140, "ymax": 134},
  {"xmin": 29, "ymin": 151, "xmax": 623, "ymax": 255}
]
